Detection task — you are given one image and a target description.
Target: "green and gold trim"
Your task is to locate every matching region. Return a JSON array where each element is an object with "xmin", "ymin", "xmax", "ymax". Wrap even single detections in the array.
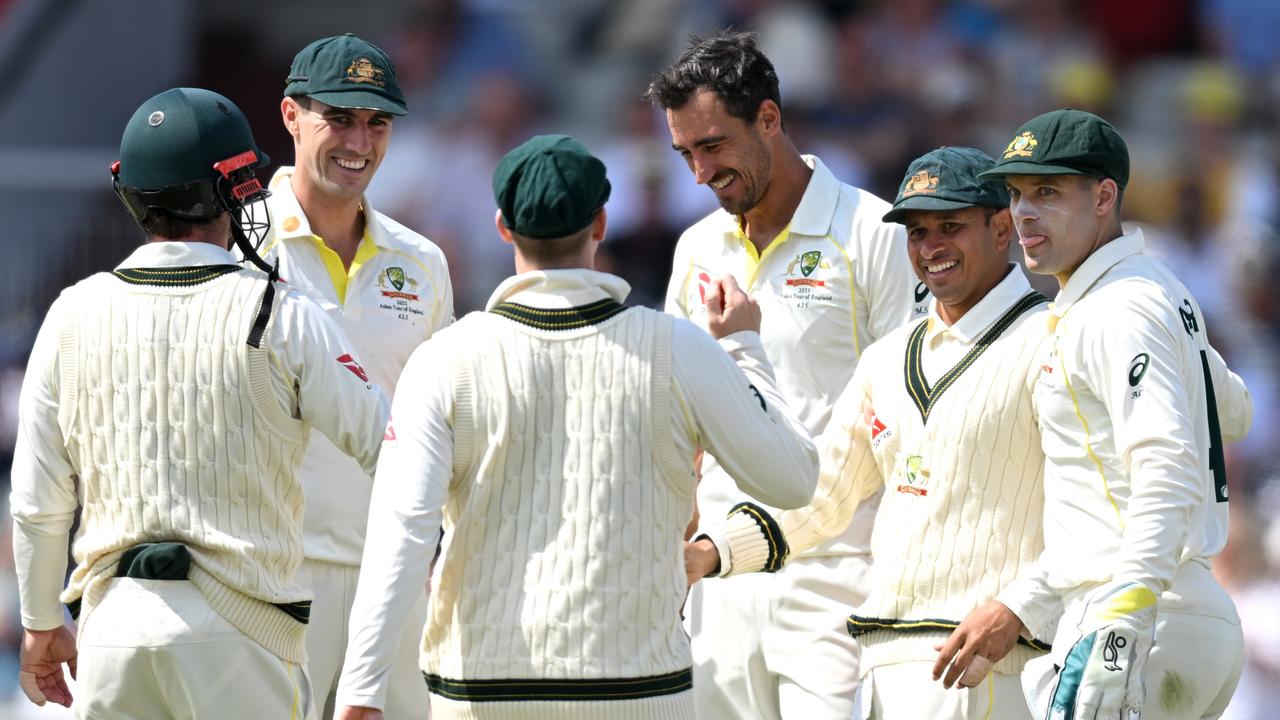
[
  {"xmin": 728, "ymin": 502, "xmax": 790, "ymax": 573},
  {"xmin": 273, "ymin": 600, "xmax": 311, "ymax": 624},
  {"xmin": 424, "ymin": 668, "xmax": 692, "ymax": 702},
  {"xmin": 112, "ymin": 264, "xmax": 243, "ymax": 286},
  {"xmin": 847, "ymin": 614, "xmax": 1051, "ymax": 652},
  {"xmin": 490, "ymin": 298, "xmax": 627, "ymax": 330},
  {"xmin": 904, "ymin": 291, "xmax": 1047, "ymax": 424}
]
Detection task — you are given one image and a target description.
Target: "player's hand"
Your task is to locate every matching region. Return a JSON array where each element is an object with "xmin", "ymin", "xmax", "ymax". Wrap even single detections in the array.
[
  {"xmin": 706, "ymin": 276, "xmax": 760, "ymax": 339},
  {"xmin": 683, "ymin": 537, "xmax": 720, "ymax": 586},
  {"xmin": 336, "ymin": 706, "xmax": 384, "ymax": 720},
  {"xmin": 933, "ymin": 599, "xmax": 1024, "ymax": 688},
  {"xmin": 19, "ymin": 625, "xmax": 77, "ymax": 707},
  {"xmin": 1029, "ymin": 580, "xmax": 1156, "ymax": 720}
]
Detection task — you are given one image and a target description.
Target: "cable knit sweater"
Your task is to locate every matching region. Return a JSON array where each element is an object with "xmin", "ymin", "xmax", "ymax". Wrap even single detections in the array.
[{"xmin": 58, "ymin": 268, "xmax": 311, "ymax": 661}]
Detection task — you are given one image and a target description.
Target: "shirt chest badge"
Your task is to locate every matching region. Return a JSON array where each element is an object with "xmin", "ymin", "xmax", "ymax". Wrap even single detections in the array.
[
  {"xmin": 896, "ymin": 454, "xmax": 930, "ymax": 497},
  {"xmin": 778, "ymin": 250, "xmax": 835, "ymax": 309},
  {"xmin": 376, "ymin": 266, "xmax": 426, "ymax": 320}
]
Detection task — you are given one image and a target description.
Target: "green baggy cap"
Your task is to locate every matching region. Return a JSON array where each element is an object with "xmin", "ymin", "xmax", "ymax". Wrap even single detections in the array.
[
  {"xmin": 493, "ymin": 135, "xmax": 612, "ymax": 240},
  {"xmin": 284, "ymin": 33, "xmax": 407, "ymax": 115},
  {"xmin": 882, "ymin": 146, "xmax": 1009, "ymax": 224},
  {"xmin": 978, "ymin": 108, "xmax": 1129, "ymax": 189}
]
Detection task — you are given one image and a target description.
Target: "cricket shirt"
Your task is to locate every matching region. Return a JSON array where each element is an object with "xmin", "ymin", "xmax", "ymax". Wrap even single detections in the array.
[{"xmin": 261, "ymin": 167, "xmax": 454, "ymax": 566}]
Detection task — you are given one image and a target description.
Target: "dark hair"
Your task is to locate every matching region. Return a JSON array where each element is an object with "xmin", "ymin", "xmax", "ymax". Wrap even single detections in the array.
[
  {"xmin": 140, "ymin": 208, "xmax": 224, "ymax": 240},
  {"xmin": 644, "ymin": 30, "xmax": 782, "ymax": 125}
]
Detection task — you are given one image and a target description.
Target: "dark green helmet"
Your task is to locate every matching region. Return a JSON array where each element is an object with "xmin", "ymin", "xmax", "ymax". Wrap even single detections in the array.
[
  {"xmin": 112, "ymin": 87, "xmax": 270, "ymax": 227},
  {"xmin": 111, "ymin": 88, "xmax": 276, "ymax": 277}
]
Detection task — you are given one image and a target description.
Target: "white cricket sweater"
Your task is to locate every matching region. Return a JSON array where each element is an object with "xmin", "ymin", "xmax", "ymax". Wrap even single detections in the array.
[
  {"xmin": 723, "ymin": 269, "xmax": 1053, "ymax": 675},
  {"xmin": 56, "ymin": 266, "xmax": 312, "ymax": 661},
  {"xmin": 337, "ymin": 269, "xmax": 818, "ymax": 718}
]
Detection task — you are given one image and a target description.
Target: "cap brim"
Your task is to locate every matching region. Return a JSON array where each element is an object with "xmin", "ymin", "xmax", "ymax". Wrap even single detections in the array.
[
  {"xmin": 304, "ymin": 89, "xmax": 407, "ymax": 116},
  {"xmin": 976, "ymin": 161, "xmax": 1089, "ymax": 182},
  {"xmin": 882, "ymin": 196, "xmax": 979, "ymax": 224}
]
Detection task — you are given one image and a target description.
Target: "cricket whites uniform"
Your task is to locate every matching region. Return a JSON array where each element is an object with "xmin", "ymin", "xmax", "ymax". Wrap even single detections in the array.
[
  {"xmin": 666, "ymin": 155, "xmax": 925, "ymax": 719},
  {"xmin": 10, "ymin": 241, "xmax": 388, "ymax": 719},
  {"xmin": 261, "ymin": 166, "xmax": 453, "ymax": 718},
  {"xmin": 1010, "ymin": 230, "xmax": 1253, "ymax": 719},
  {"xmin": 721, "ymin": 267, "xmax": 1051, "ymax": 719},
  {"xmin": 336, "ymin": 269, "xmax": 818, "ymax": 719}
]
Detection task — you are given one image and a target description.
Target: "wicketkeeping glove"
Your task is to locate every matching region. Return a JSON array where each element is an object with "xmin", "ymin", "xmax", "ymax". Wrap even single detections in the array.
[{"xmin": 1033, "ymin": 580, "xmax": 1157, "ymax": 720}]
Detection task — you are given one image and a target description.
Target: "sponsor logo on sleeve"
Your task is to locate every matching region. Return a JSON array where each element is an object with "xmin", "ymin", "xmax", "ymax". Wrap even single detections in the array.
[
  {"xmin": 337, "ymin": 353, "xmax": 370, "ymax": 383},
  {"xmin": 1179, "ymin": 299, "xmax": 1199, "ymax": 335},
  {"xmin": 697, "ymin": 271, "xmax": 713, "ymax": 304},
  {"xmin": 869, "ymin": 414, "xmax": 894, "ymax": 451},
  {"xmin": 1128, "ymin": 352, "xmax": 1150, "ymax": 398}
]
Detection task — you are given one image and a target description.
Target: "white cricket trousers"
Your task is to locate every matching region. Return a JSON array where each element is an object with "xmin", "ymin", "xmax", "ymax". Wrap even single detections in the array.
[
  {"xmin": 1027, "ymin": 561, "xmax": 1244, "ymax": 720},
  {"xmin": 856, "ymin": 662, "xmax": 1031, "ymax": 720},
  {"xmin": 299, "ymin": 558, "xmax": 431, "ymax": 719},
  {"xmin": 74, "ymin": 578, "xmax": 314, "ymax": 720},
  {"xmin": 689, "ymin": 554, "xmax": 865, "ymax": 720}
]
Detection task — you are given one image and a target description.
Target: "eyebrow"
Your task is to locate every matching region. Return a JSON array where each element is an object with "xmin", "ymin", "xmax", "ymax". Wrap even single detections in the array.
[
  {"xmin": 321, "ymin": 108, "xmax": 394, "ymax": 122},
  {"xmin": 672, "ymin": 134, "xmax": 729, "ymax": 152}
]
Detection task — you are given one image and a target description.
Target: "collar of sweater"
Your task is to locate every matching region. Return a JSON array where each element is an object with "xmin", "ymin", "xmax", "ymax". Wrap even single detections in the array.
[{"xmin": 485, "ymin": 268, "xmax": 631, "ymax": 311}]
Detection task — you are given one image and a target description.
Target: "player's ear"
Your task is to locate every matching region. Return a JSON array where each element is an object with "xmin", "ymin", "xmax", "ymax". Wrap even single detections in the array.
[
  {"xmin": 281, "ymin": 97, "xmax": 301, "ymax": 140},
  {"xmin": 495, "ymin": 209, "xmax": 514, "ymax": 246},
  {"xmin": 591, "ymin": 208, "xmax": 607, "ymax": 244},
  {"xmin": 1095, "ymin": 178, "xmax": 1119, "ymax": 218},
  {"xmin": 990, "ymin": 208, "xmax": 1013, "ymax": 252},
  {"xmin": 756, "ymin": 99, "xmax": 782, "ymax": 138}
]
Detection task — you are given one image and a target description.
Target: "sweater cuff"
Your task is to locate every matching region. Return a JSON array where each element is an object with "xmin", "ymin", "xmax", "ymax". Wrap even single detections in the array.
[
  {"xmin": 995, "ymin": 583, "xmax": 1057, "ymax": 649},
  {"xmin": 720, "ymin": 503, "xmax": 789, "ymax": 577},
  {"xmin": 696, "ymin": 530, "xmax": 732, "ymax": 578}
]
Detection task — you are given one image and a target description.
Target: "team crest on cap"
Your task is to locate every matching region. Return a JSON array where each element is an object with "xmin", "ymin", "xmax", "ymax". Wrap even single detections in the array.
[
  {"xmin": 344, "ymin": 58, "xmax": 387, "ymax": 87},
  {"xmin": 902, "ymin": 170, "xmax": 940, "ymax": 196},
  {"xmin": 1003, "ymin": 131, "xmax": 1038, "ymax": 159}
]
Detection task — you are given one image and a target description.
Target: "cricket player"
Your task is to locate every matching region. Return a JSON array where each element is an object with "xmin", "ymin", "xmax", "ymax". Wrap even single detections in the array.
[
  {"xmin": 260, "ymin": 33, "xmax": 453, "ymax": 719},
  {"xmin": 688, "ymin": 147, "xmax": 1054, "ymax": 719},
  {"xmin": 645, "ymin": 31, "xmax": 925, "ymax": 719},
  {"xmin": 11, "ymin": 87, "xmax": 387, "ymax": 718},
  {"xmin": 333, "ymin": 134, "xmax": 818, "ymax": 720},
  {"xmin": 967, "ymin": 109, "xmax": 1254, "ymax": 720}
]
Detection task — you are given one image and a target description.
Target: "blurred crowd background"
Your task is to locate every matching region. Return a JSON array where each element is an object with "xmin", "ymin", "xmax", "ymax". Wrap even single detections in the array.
[{"xmin": 1, "ymin": 0, "xmax": 1277, "ymax": 716}]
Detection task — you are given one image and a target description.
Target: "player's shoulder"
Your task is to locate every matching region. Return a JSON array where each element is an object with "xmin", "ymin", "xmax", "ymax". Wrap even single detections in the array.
[
  {"xmin": 1085, "ymin": 254, "xmax": 1189, "ymax": 321},
  {"xmin": 866, "ymin": 318, "xmax": 917, "ymax": 357},
  {"xmin": 829, "ymin": 180, "xmax": 900, "ymax": 249},
  {"xmin": 367, "ymin": 210, "xmax": 449, "ymax": 268},
  {"xmin": 675, "ymin": 208, "xmax": 735, "ymax": 249}
]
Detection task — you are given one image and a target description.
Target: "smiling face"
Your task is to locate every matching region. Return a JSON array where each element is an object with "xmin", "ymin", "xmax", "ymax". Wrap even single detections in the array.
[
  {"xmin": 666, "ymin": 89, "xmax": 773, "ymax": 216},
  {"xmin": 283, "ymin": 96, "xmax": 393, "ymax": 203},
  {"xmin": 1006, "ymin": 173, "xmax": 1118, "ymax": 286},
  {"xmin": 904, "ymin": 205, "xmax": 1013, "ymax": 323}
]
